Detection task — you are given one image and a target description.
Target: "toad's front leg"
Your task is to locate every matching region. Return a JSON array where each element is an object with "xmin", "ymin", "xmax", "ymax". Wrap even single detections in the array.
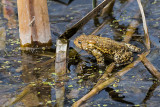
[{"xmin": 91, "ymin": 49, "xmax": 105, "ymax": 66}]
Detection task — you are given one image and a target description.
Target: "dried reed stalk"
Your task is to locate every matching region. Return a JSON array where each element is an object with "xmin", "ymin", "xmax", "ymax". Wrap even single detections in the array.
[{"xmin": 137, "ymin": 0, "xmax": 150, "ymax": 50}]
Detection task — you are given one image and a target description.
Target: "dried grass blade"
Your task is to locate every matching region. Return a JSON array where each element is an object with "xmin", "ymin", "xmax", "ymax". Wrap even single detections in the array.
[{"xmin": 137, "ymin": 0, "xmax": 150, "ymax": 50}]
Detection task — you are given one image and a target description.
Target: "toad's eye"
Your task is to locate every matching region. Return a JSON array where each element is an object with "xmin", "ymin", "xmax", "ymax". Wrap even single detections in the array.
[{"xmin": 78, "ymin": 41, "xmax": 82, "ymax": 44}]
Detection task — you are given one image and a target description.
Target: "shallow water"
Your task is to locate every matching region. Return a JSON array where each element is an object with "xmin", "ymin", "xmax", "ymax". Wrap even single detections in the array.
[{"xmin": 0, "ymin": 0, "xmax": 160, "ymax": 106}]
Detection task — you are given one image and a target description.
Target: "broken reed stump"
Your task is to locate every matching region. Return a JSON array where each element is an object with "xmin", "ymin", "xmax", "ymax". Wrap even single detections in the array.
[
  {"xmin": 17, "ymin": 0, "xmax": 52, "ymax": 48},
  {"xmin": 55, "ymin": 39, "xmax": 68, "ymax": 81},
  {"xmin": 55, "ymin": 39, "xmax": 68, "ymax": 107}
]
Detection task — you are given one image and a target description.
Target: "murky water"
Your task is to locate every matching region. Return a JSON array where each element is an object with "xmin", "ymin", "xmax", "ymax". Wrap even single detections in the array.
[{"xmin": 0, "ymin": 0, "xmax": 160, "ymax": 106}]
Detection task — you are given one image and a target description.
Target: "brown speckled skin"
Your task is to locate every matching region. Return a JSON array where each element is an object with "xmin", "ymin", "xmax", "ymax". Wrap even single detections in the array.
[{"xmin": 74, "ymin": 35, "xmax": 141, "ymax": 66}]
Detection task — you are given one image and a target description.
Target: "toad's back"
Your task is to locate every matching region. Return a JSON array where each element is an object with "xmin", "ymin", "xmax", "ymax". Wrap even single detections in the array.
[
  {"xmin": 74, "ymin": 35, "xmax": 141, "ymax": 66},
  {"xmin": 74, "ymin": 35, "xmax": 128, "ymax": 54},
  {"xmin": 87, "ymin": 35, "xmax": 126, "ymax": 53}
]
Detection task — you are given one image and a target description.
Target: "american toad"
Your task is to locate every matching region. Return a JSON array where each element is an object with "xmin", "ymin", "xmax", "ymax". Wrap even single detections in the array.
[{"xmin": 74, "ymin": 35, "xmax": 141, "ymax": 66}]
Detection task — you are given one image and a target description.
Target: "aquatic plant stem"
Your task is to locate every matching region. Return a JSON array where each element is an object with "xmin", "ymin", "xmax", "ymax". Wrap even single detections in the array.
[{"xmin": 92, "ymin": 0, "xmax": 97, "ymax": 8}]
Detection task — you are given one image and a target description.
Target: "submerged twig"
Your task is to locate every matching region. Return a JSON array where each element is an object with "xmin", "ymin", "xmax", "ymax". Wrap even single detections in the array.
[
  {"xmin": 123, "ymin": 11, "xmax": 140, "ymax": 43},
  {"xmin": 4, "ymin": 83, "xmax": 37, "ymax": 106},
  {"xmin": 91, "ymin": 19, "xmax": 110, "ymax": 35},
  {"xmin": 24, "ymin": 58, "xmax": 55, "ymax": 73}
]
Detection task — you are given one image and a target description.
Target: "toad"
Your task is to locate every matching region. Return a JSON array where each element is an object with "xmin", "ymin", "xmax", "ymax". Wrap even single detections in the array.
[{"xmin": 74, "ymin": 35, "xmax": 141, "ymax": 66}]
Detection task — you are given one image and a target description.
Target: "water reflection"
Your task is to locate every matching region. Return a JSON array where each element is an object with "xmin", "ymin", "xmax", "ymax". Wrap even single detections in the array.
[
  {"xmin": 10, "ymin": 51, "xmax": 55, "ymax": 106},
  {"xmin": 142, "ymin": 80, "xmax": 160, "ymax": 104},
  {"xmin": 105, "ymin": 87, "xmax": 134, "ymax": 105},
  {"xmin": 2, "ymin": 0, "xmax": 17, "ymax": 29},
  {"xmin": 18, "ymin": 84, "xmax": 52, "ymax": 107}
]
